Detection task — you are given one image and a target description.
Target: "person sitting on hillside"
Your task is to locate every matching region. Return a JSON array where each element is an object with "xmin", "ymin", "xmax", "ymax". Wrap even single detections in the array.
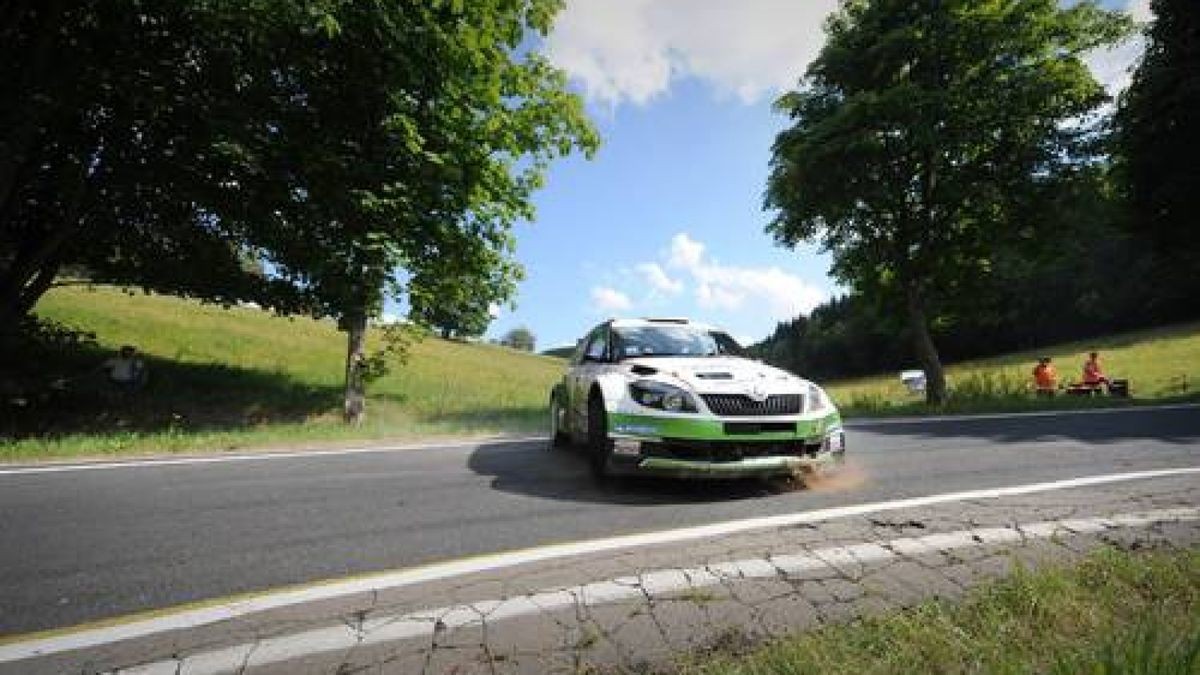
[
  {"xmin": 1082, "ymin": 351, "xmax": 1109, "ymax": 392},
  {"xmin": 1032, "ymin": 357, "xmax": 1058, "ymax": 397},
  {"xmin": 100, "ymin": 345, "xmax": 148, "ymax": 390}
]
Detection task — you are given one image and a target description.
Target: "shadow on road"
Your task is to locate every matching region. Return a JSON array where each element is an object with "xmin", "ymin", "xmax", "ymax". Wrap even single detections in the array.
[
  {"xmin": 850, "ymin": 405, "xmax": 1200, "ymax": 446},
  {"xmin": 466, "ymin": 440, "xmax": 801, "ymax": 505}
]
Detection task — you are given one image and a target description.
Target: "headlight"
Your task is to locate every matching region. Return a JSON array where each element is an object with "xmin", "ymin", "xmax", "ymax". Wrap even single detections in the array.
[
  {"xmin": 807, "ymin": 383, "xmax": 830, "ymax": 413},
  {"xmin": 630, "ymin": 380, "xmax": 698, "ymax": 413}
]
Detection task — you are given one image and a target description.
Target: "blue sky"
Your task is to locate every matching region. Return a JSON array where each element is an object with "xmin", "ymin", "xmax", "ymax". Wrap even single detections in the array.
[{"xmin": 464, "ymin": 0, "xmax": 1149, "ymax": 351}]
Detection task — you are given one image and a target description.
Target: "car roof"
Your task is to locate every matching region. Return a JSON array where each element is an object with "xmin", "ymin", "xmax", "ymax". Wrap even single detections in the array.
[{"xmin": 606, "ymin": 317, "xmax": 722, "ymax": 332}]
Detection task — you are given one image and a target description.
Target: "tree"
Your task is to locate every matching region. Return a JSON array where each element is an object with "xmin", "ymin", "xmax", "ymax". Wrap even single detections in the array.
[
  {"xmin": 766, "ymin": 0, "xmax": 1130, "ymax": 404},
  {"xmin": 1116, "ymin": 0, "xmax": 1200, "ymax": 319},
  {"xmin": 1, "ymin": 1, "xmax": 597, "ymax": 424},
  {"xmin": 0, "ymin": 2, "xmax": 310, "ymax": 329},
  {"xmin": 407, "ymin": 244, "xmax": 518, "ymax": 340},
  {"xmin": 501, "ymin": 326, "xmax": 536, "ymax": 352},
  {"xmin": 220, "ymin": 1, "xmax": 596, "ymax": 422},
  {"xmin": 409, "ymin": 276, "xmax": 497, "ymax": 340}
]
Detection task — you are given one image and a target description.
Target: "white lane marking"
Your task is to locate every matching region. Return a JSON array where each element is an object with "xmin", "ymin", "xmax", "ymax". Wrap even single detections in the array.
[
  {"xmin": 1, "ymin": 466, "xmax": 1197, "ymax": 664},
  {"xmin": 0, "ymin": 436, "xmax": 544, "ymax": 476},
  {"xmin": 845, "ymin": 402, "xmax": 1200, "ymax": 426},
  {"xmin": 112, "ymin": 507, "xmax": 1200, "ymax": 674}
]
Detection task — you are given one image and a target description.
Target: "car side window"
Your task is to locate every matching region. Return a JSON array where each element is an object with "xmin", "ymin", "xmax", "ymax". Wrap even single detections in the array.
[{"xmin": 584, "ymin": 329, "xmax": 608, "ymax": 363}]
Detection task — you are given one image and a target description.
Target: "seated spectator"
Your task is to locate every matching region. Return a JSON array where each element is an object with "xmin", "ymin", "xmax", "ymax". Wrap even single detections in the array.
[
  {"xmin": 1032, "ymin": 357, "xmax": 1057, "ymax": 397},
  {"xmin": 101, "ymin": 345, "xmax": 148, "ymax": 389},
  {"xmin": 1082, "ymin": 351, "xmax": 1109, "ymax": 391}
]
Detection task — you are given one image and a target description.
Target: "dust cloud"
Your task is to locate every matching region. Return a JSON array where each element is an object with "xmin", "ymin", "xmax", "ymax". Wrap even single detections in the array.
[{"xmin": 793, "ymin": 457, "xmax": 870, "ymax": 493}]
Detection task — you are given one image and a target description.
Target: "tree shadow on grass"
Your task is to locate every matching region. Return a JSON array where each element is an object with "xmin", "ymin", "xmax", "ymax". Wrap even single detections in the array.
[{"xmin": 1, "ymin": 340, "xmax": 341, "ymax": 440}]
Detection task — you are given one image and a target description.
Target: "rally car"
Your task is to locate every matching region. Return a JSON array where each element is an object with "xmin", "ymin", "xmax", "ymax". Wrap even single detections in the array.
[{"xmin": 549, "ymin": 318, "xmax": 845, "ymax": 479}]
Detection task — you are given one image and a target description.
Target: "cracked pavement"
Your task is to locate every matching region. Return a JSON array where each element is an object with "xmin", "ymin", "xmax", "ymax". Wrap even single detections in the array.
[{"xmin": 6, "ymin": 471, "xmax": 1198, "ymax": 675}]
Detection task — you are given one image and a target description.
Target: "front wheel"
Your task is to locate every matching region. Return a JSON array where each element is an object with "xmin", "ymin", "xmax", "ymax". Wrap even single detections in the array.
[
  {"xmin": 549, "ymin": 391, "xmax": 569, "ymax": 449},
  {"xmin": 587, "ymin": 393, "xmax": 612, "ymax": 479}
]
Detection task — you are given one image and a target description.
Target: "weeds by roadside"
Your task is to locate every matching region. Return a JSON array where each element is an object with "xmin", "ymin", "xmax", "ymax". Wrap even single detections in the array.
[{"xmin": 681, "ymin": 546, "xmax": 1200, "ymax": 675}]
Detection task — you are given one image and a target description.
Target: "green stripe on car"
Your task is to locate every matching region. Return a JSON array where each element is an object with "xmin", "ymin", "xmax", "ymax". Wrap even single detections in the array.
[{"xmin": 609, "ymin": 412, "xmax": 842, "ymax": 441}]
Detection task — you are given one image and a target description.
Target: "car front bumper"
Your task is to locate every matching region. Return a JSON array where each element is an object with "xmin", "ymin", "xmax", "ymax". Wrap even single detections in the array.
[{"xmin": 604, "ymin": 416, "xmax": 846, "ymax": 479}]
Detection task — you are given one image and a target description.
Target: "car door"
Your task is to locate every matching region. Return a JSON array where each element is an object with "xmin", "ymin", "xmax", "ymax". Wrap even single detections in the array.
[{"xmin": 570, "ymin": 325, "xmax": 610, "ymax": 430}]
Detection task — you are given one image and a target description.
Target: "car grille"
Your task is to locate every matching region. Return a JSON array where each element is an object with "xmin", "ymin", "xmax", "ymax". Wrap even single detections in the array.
[
  {"xmin": 724, "ymin": 422, "xmax": 796, "ymax": 434},
  {"xmin": 643, "ymin": 439, "xmax": 822, "ymax": 463},
  {"xmin": 701, "ymin": 393, "xmax": 803, "ymax": 416}
]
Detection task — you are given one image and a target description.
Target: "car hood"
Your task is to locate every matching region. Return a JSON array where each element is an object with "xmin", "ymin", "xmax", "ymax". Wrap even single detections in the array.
[{"xmin": 622, "ymin": 356, "xmax": 805, "ymax": 392}]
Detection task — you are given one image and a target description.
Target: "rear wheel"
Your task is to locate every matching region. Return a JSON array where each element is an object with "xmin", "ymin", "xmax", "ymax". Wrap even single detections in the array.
[
  {"xmin": 549, "ymin": 390, "xmax": 569, "ymax": 449},
  {"xmin": 587, "ymin": 392, "xmax": 612, "ymax": 479}
]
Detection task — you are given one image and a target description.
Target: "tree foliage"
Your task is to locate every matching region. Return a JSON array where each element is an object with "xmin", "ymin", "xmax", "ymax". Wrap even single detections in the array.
[
  {"xmin": 1115, "ymin": 0, "xmax": 1200, "ymax": 315},
  {"xmin": 753, "ymin": 166, "xmax": 1174, "ymax": 382},
  {"xmin": 407, "ymin": 247, "xmax": 515, "ymax": 340},
  {"xmin": 500, "ymin": 326, "xmax": 536, "ymax": 352},
  {"xmin": 0, "ymin": 2, "xmax": 306, "ymax": 326},
  {"xmin": 1, "ymin": 0, "xmax": 598, "ymax": 422},
  {"xmin": 766, "ymin": 0, "xmax": 1130, "ymax": 404}
]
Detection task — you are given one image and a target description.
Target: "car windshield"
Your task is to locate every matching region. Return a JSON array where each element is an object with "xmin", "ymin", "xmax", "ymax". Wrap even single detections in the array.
[{"xmin": 612, "ymin": 325, "xmax": 744, "ymax": 359}]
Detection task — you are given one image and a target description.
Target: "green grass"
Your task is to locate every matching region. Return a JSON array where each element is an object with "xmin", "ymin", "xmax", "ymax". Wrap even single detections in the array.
[
  {"xmin": 5, "ymin": 285, "xmax": 1199, "ymax": 461},
  {"xmin": 683, "ymin": 546, "xmax": 1200, "ymax": 675},
  {"xmin": 3, "ymin": 285, "xmax": 564, "ymax": 460},
  {"xmin": 826, "ymin": 321, "xmax": 1200, "ymax": 416}
]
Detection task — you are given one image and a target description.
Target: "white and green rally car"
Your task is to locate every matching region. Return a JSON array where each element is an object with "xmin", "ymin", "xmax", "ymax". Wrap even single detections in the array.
[{"xmin": 549, "ymin": 318, "xmax": 845, "ymax": 479}]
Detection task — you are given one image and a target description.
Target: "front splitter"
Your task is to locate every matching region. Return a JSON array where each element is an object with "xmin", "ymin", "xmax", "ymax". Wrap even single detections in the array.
[{"xmin": 610, "ymin": 450, "xmax": 844, "ymax": 479}]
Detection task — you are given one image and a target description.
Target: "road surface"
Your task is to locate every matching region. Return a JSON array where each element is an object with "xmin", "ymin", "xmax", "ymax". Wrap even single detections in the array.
[{"xmin": 1, "ymin": 405, "xmax": 1197, "ymax": 636}]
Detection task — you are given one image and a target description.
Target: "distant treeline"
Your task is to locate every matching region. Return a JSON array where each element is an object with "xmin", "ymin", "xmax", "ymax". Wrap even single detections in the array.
[{"xmin": 750, "ymin": 169, "xmax": 1200, "ymax": 381}]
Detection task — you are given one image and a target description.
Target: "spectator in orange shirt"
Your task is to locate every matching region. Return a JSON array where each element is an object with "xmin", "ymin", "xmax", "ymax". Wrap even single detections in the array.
[
  {"xmin": 1082, "ymin": 351, "xmax": 1109, "ymax": 390},
  {"xmin": 1033, "ymin": 357, "xmax": 1058, "ymax": 397}
]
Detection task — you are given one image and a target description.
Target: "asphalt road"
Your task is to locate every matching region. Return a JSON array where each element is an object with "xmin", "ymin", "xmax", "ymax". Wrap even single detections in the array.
[{"xmin": 1, "ymin": 406, "xmax": 1197, "ymax": 636}]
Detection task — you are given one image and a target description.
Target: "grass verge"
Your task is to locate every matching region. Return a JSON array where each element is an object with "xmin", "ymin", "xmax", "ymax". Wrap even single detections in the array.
[
  {"xmin": 6, "ymin": 285, "xmax": 1198, "ymax": 462},
  {"xmin": 826, "ymin": 321, "xmax": 1200, "ymax": 417},
  {"xmin": 683, "ymin": 546, "xmax": 1200, "ymax": 675},
  {"xmin": 3, "ymin": 285, "xmax": 560, "ymax": 461}
]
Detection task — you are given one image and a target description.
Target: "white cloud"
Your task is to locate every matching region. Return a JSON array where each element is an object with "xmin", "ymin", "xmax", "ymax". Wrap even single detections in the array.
[
  {"xmin": 591, "ymin": 286, "xmax": 633, "ymax": 312},
  {"xmin": 732, "ymin": 334, "xmax": 757, "ymax": 348},
  {"xmin": 1126, "ymin": 0, "xmax": 1152, "ymax": 24},
  {"xmin": 487, "ymin": 302, "xmax": 502, "ymax": 319},
  {"xmin": 544, "ymin": 0, "xmax": 839, "ymax": 106},
  {"xmin": 636, "ymin": 262, "xmax": 683, "ymax": 295},
  {"xmin": 1085, "ymin": 0, "xmax": 1152, "ymax": 96},
  {"xmin": 663, "ymin": 232, "xmax": 825, "ymax": 319},
  {"xmin": 548, "ymin": 0, "xmax": 1153, "ymax": 106},
  {"xmin": 667, "ymin": 233, "xmax": 705, "ymax": 270}
]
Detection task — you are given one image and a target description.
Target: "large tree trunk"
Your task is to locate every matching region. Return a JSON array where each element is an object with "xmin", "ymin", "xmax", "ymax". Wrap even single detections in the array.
[
  {"xmin": 906, "ymin": 287, "xmax": 947, "ymax": 406},
  {"xmin": 0, "ymin": 162, "xmax": 89, "ymax": 330},
  {"xmin": 0, "ymin": 228, "xmax": 73, "ymax": 328},
  {"xmin": 343, "ymin": 312, "xmax": 368, "ymax": 424}
]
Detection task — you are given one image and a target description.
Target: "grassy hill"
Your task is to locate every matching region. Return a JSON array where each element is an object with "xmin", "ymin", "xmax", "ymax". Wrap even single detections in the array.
[
  {"xmin": 6, "ymin": 285, "xmax": 564, "ymax": 459},
  {"xmin": 5, "ymin": 284, "xmax": 1198, "ymax": 461},
  {"xmin": 825, "ymin": 321, "xmax": 1200, "ymax": 415}
]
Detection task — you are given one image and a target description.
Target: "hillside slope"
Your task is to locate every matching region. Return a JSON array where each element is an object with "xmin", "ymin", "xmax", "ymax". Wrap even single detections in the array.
[
  {"xmin": 8, "ymin": 285, "xmax": 1198, "ymax": 459},
  {"xmin": 825, "ymin": 321, "xmax": 1200, "ymax": 414},
  {"xmin": 9, "ymin": 285, "xmax": 563, "ymax": 457}
]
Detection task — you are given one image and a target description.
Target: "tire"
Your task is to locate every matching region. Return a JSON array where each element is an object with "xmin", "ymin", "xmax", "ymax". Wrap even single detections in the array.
[
  {"xmin": 549, "ymin": 390, "xmax": 570, "ymax": 449},
  {"xmin": 587, "ymin": 392, "xmax": 613, "ymax": 479}
]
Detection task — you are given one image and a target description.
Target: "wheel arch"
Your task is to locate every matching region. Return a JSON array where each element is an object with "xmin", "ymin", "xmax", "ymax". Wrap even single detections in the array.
[{"xmin": 591, "ymin": 371, "xmax": 628, "ymax": 412}]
